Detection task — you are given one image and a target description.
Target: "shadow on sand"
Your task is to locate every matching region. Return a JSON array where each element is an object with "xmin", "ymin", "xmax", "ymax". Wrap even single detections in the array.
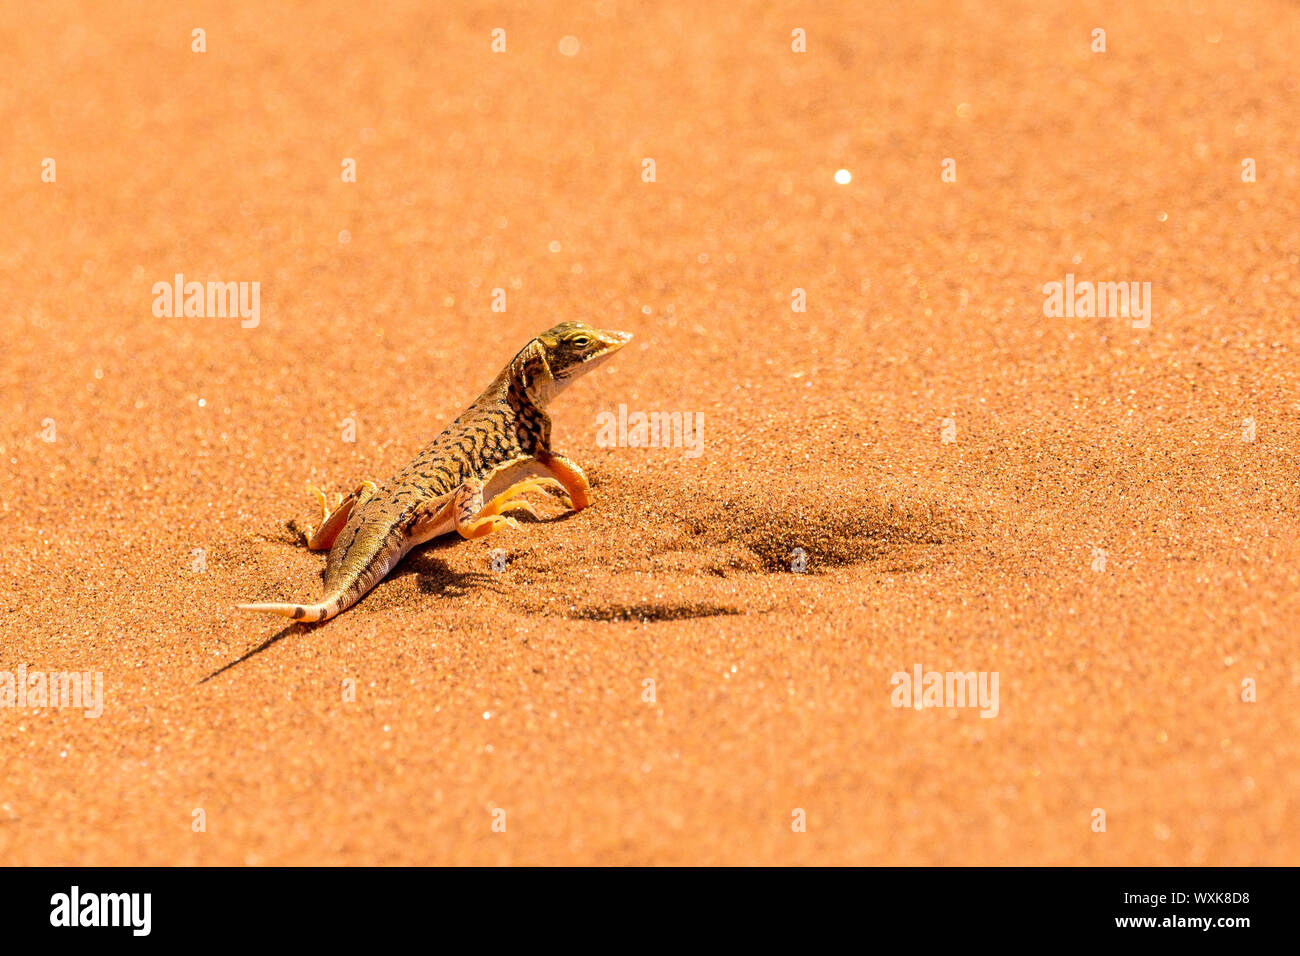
[{"xmin": 200, "ymin": 548, "xmax": 516, "ymax": 684}]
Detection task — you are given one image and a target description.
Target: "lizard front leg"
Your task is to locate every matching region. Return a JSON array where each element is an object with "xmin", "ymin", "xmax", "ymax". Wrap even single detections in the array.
[
  {"xmin": 304, "ymin": 480, "xmax": 378, "ymax": 550},
  {"xmin": 536, "ymin": 451, "xmax": 591, "ymax": 511}
]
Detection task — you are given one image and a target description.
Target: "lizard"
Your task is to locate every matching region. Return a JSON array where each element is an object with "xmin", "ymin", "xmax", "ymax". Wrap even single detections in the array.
[{"xmin": 236, "ymin": 320, "xmax": 632, "ymax": 623}]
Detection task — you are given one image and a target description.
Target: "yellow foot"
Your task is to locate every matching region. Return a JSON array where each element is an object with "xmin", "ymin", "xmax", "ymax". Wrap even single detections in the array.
[
  {"xmin": 480, "ymin": 476, "xmax": 567, "ymax": 521},
  {"xmin": 458, "ymin": 513, "xmax": 520, "ymax": 540},
  {"xmin": 305, "ymin": 479, "xmax": 378, "ymax": 550}
]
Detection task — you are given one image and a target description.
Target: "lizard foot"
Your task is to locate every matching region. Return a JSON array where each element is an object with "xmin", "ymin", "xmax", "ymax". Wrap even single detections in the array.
[
  {"xmin": 480, "ymin": 476, "xmax": 567, "ymax": 521},
  {"xmin": 304, "ymin": 479, "xmax": 378, "ymax": 550}
]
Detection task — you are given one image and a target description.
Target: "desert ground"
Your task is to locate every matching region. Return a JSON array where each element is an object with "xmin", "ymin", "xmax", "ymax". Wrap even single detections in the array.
[{"xmin": 1, "ymin": 0, "xmax": 1296, "ymax": 865}]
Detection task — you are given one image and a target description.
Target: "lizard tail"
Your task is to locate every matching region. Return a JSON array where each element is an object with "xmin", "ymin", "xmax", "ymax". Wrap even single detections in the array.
[
  {"xmin": 236, "ymin": 551, "xmax": 400, "ymax": 624},
  {"xmin": 236, "ymin": 597, "xmax": 342, "ymax": 623}
]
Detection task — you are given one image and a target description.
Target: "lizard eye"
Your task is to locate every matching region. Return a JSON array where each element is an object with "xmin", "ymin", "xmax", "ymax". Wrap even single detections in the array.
[{"xmin": 570, "ymin": 335, "xmax": 591, "ymax": 349}]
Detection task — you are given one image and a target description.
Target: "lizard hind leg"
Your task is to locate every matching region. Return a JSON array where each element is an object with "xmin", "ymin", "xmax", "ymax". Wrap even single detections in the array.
[
  {"xmin": 404, "ymin": 475, "xmax": 546, "ymax": 544},
  {"xmin": 479, "ymin": 475, "xmax": 568, "ymax": 521},
  {"xmin": 453, "ymin": 477, "xmax": 522, "ymax": 540},
  {"xmin": 305, "ymin": 480, "xmax": 378, "ymax": 550}
]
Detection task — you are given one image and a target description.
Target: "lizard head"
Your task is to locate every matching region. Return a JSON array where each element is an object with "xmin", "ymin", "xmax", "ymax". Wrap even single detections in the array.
[{"xmin": 518, "ymin": 321, "xmax": 632, "ymax": 403}]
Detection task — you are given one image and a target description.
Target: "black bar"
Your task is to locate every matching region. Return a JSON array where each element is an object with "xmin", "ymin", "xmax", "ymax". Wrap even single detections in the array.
[{"xmin": 0, "ymin": 867, "xmax": 1281, "ymax": 943}]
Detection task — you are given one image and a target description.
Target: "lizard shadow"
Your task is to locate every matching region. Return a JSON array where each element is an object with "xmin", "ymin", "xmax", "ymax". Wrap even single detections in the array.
[
  {"xmin": 202, "ymin": 509, "xmax": 574, "ymax": 682},
  {"xmin": 391, "ymin": 549, "xmax": 508, "ymax": 598},
  {"xmin": 199, "ymin": 619, "xmax": 322, "ymax": 684},
  {"xmin": 389, "ymin": 506, "xmax": 579, "ymax": 599}
]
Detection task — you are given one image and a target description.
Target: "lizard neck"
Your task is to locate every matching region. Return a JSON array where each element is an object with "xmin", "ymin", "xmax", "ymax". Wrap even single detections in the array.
[{"xmin": 500, "ymin": 343, "xmax": 552, "ymax": 454}]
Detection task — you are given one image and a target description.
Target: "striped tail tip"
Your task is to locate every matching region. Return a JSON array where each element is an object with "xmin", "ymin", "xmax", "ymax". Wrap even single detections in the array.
[{"xmin": 236, "ymin": 601, "xmax": 330, "ymax": 623}]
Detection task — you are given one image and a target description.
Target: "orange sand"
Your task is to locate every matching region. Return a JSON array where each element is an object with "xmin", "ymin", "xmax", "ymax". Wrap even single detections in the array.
[{"xmin": 1, "ymin": 0, "xmax": 1297, "ymax": 865}]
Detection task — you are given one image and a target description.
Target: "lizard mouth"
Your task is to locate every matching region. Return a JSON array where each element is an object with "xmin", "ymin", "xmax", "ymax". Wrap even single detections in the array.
[
  {"xmin": 587, "ymin": 330, "xmax": 632, "ymax": 365},
  {"xmin": 555, "ymin": 330, "xmax": 631, "ymax": 385},
  {"xmin": 591, "ymin": 329, "xmax": 632, "ymax": 361}
]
